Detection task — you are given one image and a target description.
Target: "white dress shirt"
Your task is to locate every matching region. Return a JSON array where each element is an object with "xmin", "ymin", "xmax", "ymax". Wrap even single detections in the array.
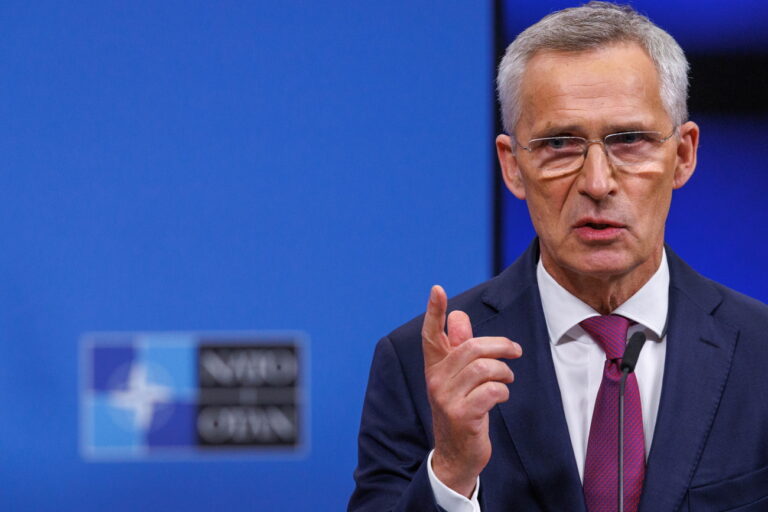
[{"xmin": 428, "ymin": 251, "xmax": 669, "ymax": 511}]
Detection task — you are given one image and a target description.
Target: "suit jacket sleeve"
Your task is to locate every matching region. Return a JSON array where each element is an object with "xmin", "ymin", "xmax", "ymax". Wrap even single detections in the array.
[{"xmin": 348, "ymin": 335, "xmax": 445, "ymax": 512}]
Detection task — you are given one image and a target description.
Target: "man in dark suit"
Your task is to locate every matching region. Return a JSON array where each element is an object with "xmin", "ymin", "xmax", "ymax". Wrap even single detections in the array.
[{"xmin": 349, "ymin": 3, "xmax": 768, "ymax": 511}]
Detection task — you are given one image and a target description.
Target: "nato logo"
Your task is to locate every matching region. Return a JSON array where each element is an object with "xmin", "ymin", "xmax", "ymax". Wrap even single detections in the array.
[{"xmin": 80, "ymin": 332, "xmax": 306, "ymax": 460}]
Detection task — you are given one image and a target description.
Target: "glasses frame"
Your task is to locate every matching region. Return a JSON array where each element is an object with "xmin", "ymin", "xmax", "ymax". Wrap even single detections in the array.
[{"xmin": 515, "ymin": 128, "xmax": 678, "ymax": 170}]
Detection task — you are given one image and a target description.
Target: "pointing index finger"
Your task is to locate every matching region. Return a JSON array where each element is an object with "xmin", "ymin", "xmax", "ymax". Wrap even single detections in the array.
[{"xmin": 422, "ymin": 285, "xmax": 449, "ymax": 362}]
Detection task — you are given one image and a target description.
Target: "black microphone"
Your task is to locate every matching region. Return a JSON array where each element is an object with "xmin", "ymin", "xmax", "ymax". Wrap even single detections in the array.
[
  {"xmin": 618, "ymin": 330, "xmax": 647, "ymax": 512},
  {"xmin": 621, "ymin": 331, "xmax": 647, "ymax": 373}
]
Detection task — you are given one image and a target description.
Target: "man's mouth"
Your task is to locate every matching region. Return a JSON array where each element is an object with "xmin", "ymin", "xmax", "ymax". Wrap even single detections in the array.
[
  {"xmin": 573, "ymin": 218, "xmax": 626, "ymax": 240},
  {"xmin": 574, "ymin": 218, "xmax": 625, "ymax": 229},
  {"xmin": 584, "ymin": 223, "xmax": 612, "ymax": 230}
]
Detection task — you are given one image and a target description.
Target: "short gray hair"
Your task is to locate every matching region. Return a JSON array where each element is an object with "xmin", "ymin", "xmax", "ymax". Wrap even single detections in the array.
[{"xmin": 497, "ymin": 1, "xmax": 689, "ymax": 135}]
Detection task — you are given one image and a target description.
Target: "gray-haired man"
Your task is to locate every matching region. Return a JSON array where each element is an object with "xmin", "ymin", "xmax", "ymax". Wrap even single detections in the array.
[{"xmin": 350, "ymin": 3, "xmax": 768, "ymax": 510}]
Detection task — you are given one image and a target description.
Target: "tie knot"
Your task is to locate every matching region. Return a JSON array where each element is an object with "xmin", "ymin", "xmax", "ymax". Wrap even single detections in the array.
[{"xmin": 579, "ymin": 315, "xmax": 631, "ymax": 360}]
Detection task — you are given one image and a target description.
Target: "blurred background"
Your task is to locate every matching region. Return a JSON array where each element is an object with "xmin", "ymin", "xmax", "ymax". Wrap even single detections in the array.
[{"xmin": 0, "ymin": 1, "xmax": 765, "ymax": 510}]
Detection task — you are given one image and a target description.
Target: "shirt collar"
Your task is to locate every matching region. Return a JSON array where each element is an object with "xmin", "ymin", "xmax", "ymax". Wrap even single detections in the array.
[{"xmin": 536, "ymin": 249, "xmax": 669, "ymax": 345}]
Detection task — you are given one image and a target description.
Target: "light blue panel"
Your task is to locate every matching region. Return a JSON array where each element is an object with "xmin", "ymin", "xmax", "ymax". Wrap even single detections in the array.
[
  {"xmin": 89, "ymin": 397, "xmax": 141, "ymax": 451},
  {"xmin": 0, "ymin": 1, "xmax": 493, "ymax": 510},
  {"xmin": 139, "ymin": 337, "xmax": 197, "ymax": 396}
]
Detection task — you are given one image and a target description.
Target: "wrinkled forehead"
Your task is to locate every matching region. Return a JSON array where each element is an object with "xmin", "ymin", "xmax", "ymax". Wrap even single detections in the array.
[{"xmin": 516, "ymin": 43, "xmax": 667, "ymax": 136}]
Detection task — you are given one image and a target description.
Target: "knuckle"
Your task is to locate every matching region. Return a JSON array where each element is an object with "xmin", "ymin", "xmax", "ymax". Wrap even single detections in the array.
[
  {"xmin": 425, "ymin": 369, "xmax": 441, "ymax": 388},
  {"xmin": 463, "ymin": 337, "xmax": 481, "ymax": 356},
  {"xmin": 471, "ymin": 359, "xmax": 489, "ymax": 377},
  {"xmin": 487, "ymin": 382, "xmax": 509, "ymax": 401},
  {"xmin": 425, "ymin": 377, "xmax": 442, "ymax": 398}
]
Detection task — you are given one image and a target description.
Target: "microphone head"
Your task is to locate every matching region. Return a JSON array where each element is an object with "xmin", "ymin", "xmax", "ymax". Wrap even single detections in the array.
[{"xmin": 620, "ymin": 331, "xmax": 647, "ymax": 373}]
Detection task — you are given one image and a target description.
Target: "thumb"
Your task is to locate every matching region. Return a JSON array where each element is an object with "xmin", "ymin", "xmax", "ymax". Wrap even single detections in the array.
[{"xmin": 447, "ymin": 310, "xmax": 473, "ymax": 347}]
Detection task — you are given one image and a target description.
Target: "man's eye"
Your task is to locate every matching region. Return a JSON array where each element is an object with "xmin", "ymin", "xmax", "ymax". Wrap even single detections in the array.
[
  {"xmin": 546, "ymin": 138, "xmax": 572, "ymax": 149},
  {"xmin": 612, "ymin": 132, "xmax": 645, "ymax": 144}
]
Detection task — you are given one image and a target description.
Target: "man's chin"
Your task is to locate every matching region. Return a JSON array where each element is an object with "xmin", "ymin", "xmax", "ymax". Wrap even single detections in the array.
[{"xmin": 557, "ymin": 247, "xmax": 638, "ymax": 281}]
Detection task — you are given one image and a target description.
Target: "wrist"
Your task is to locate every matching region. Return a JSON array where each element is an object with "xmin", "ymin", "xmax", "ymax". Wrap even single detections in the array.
[{"xmin": 431, "ymin": 449, "xmax": 478, "ymax": 498}]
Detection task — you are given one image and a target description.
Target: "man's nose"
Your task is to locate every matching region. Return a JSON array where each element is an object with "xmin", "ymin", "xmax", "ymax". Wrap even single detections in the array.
[{"xmin": 578, "ymin": 142, "xmax": 616, "ymax": 200}]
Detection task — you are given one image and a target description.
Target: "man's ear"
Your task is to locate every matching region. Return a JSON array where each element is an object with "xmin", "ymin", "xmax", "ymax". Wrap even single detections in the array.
[
  {"xmin": 673, "ymin": 120, "xmax": 699, "ymax": 189},
  {"xmin": 496, "ymin": 134, "xmax": 526, "ymax": 199}
]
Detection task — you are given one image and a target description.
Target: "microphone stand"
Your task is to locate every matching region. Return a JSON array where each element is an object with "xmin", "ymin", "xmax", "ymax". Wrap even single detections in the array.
[
  {"xmin": 618, "ymin": 369, "xmax": 629, "ymax": 512},
  {"xmin": 618, "ymin": 332, "xmax": 647, "ymax": 512}
]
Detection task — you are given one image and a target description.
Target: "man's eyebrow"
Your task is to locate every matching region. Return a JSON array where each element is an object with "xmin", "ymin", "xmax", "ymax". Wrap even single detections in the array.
[
  {"xmin": 603, "ymin": 120, "xmax": 658, "ymax": 133},
  {"xmin": 530, "ymin": 121, "xmax": 657, "ymax": 138},
  {"xmin": 531, "ymin": 124, "xmax": 583, "ymax": 138}
]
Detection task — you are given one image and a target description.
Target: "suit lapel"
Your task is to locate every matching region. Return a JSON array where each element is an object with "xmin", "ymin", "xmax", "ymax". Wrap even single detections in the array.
[
  {"xmin": 481, "ymin": 244, "xmax": 736, "ymax": 510},
  {"xmin": 639, "ymin": 250, "xmax": 738, "ymax": 511},
  {"xmin": 481, "ymin": 241, "xmax": 586, "ymax": 511}
]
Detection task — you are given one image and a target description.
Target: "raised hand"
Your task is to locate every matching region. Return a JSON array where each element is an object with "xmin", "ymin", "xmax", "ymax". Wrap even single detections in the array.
[{"xmin": 422, "ymin": 285, "xmax": 522, "ymax": 498}]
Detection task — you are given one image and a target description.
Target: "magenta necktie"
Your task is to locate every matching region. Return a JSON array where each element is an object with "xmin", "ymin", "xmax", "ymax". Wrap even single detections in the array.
[{"xmin": 580, "ymin": 315, "xmax": 645, "ymax": 512}]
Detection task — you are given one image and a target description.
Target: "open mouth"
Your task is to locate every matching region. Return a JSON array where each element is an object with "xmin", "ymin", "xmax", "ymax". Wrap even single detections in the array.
[
  {"xmin": 574, "ymin": 219, "xmax": 625, "ymax": 230},
  {"xmin": 584, "ymin": 223, "xmax": 613, "ymax": 230},
  {"xmin": 573, "ymin": 219, "xmax": 626, "ymax": 239}
]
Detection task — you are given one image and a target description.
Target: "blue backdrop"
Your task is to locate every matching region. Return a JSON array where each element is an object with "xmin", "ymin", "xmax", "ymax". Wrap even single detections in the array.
[
  {"xmin": 0, "ymin": 2, "xmax": 492, "ymax": 510},
  {"xmin": 3, "ymin": 1, "xmax": 767, "ymax": 511}
]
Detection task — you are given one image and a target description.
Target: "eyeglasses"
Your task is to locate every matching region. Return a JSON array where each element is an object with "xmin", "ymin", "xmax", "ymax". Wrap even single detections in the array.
[{"xmin": 516, "ymin": 129, "xmax": 678, "ymax": 175}]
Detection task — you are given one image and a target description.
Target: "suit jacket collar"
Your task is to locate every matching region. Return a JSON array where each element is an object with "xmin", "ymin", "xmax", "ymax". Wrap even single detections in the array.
[
  {"xmin": 480, "ymin": 238, "xmax": 540, "ymax": 314},
  {"xmin": 479, "ymin": 240, "xmax": 588, "ymax": 510},
  {"xmin": 476, "ymin": 241, "xmax": 737, "ymax": 511},
  {"xmin": 639, "ymin": 247, "xmax": 737, "ymax": 510}
]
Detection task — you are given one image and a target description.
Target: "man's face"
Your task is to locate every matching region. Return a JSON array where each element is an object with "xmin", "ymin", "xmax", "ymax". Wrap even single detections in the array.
[{"xmin": 497, "ymin": 43, "xmax": 699, "ymax": 285}]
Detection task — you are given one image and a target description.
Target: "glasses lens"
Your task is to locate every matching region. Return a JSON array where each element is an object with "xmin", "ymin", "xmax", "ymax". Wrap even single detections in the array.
[
  {"xmin": 528, "ymin": 137, "xmax": 585, "ymax": 173},
  {"xmin": 605, "ymin": 132, "xmax": 665, "ymax": 166}
]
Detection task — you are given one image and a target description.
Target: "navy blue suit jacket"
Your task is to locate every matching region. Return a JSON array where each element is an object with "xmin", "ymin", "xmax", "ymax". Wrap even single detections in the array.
[{"xmin": 349, "ymin": 241, "xmax": 768, "ymax": 511}]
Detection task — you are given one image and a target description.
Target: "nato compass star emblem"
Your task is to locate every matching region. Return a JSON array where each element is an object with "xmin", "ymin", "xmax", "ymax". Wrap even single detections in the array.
[{"xmin": 108, "ymin": 363, "xmax": 172, "ymax": 431}]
